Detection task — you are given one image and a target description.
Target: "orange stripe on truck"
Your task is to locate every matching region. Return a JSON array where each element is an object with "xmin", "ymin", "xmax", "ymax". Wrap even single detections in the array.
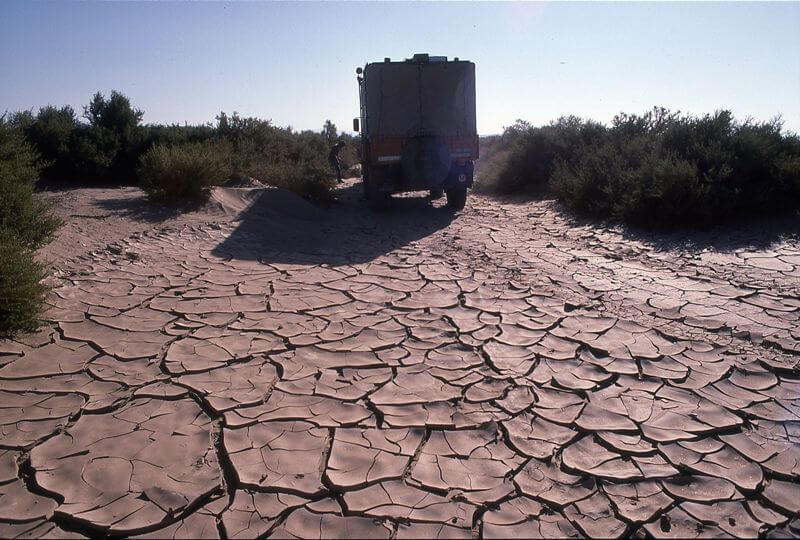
[{"xmin": 368, "ymin": 136, "xmax": 479, "ymax": 165}]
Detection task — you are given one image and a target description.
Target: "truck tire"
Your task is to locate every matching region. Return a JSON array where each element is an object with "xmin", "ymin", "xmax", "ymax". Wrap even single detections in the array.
[
  {"xmin": 369, "ymin": 193, "xmax": 391, "ymax": 211},
  {"xmin": 364, "ymin": 183, "xmax": 389, "ymax": 211},
  {"xmin": 363, "ymin": 169, "xmax": 390, "ymax": 211},
  {"xmin": 446, "ymin": 187, "xmax": 467, "ymax": 210}
]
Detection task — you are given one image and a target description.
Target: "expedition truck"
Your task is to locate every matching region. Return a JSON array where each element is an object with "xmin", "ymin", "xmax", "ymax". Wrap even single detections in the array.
[{"xmin": 353, "ymin": 54, "xmax": 478, "ymax": 209}]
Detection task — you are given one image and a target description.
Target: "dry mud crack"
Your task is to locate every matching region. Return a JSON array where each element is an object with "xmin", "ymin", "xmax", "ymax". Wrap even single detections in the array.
[{"xmin": 1, "ymin": 181, "xmax": 799, "ymax": 538}]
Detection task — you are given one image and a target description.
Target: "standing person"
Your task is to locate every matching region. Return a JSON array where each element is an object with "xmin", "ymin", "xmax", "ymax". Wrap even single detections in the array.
[{"xmin": 328, "ymin": 141, "xmax": 346, "ymax": 184}]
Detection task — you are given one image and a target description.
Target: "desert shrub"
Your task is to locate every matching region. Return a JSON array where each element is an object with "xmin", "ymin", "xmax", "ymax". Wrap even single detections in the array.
[
  {"xmin": 0, "ymin": 120, "xmax": 61, "ymax": 248},
  {"xmin": 0, "ymin": 119, "xmax": 60, "ymax": 337},
  {"xmin": 145, "ymin": 123, "xmax": 215, "ymax": 148},
  {"xmin": 79, "ymin": 91, "xmax": 146, "ymax": 182},
  {"xmin": 139, "ymin": 133, "xmax": 336, "ymax": 203},
  {"xmin": 268, "ymin": 158, "xmax": 336, "ymax": 201},
  {"xmin": 138, "ymin": 141, "xmax": 228, "ymax": 202},
  {"xmin": 12, "ymin": 91, "xmax": 146, "ymax": 183},
  {"xmin": 184, "ymin": 112, "xmax": 336, "ymax": 200},
  {"xmin": 15, "ymin": 106, "xmax": 78, "ymax": 180},
  {"xmin": 0, "ymin": 231, "xmax": 50, "ymax": 337},
  {"xmin": 473, "ymin": 135, "xmax": 504, "ymax": 193},
  {"xmin": 552, "ymin": 145, "xmax": 711, "ymax": 226},
  {"xmin": 12, "ymin": 93, "xmax": 340, "ymax": 200},
  {"xmin": 485, "ymin": 108, "xmax": 800, "ymax": 227},
  {"xmin": 478, "ymin": 117, "xmax": 606, "ymax": 194}
]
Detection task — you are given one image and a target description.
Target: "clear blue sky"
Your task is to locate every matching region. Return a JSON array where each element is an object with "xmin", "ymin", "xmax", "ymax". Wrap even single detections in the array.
[{"xmin": 2, "ymin": 1, "xmax": 798, "ymax": 135}]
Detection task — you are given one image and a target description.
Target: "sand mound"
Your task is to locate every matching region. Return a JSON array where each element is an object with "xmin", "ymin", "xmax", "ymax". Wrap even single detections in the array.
[
  {"xmin": 224, "ymin": 176, "xmax": 265, "ymax": 188},
  {"xmin": 206, "ymin": 187, "xmax": 265, "ymax": 216},
  {"xmin": 206, "ymin": 186, "xmax": 324, "ymax": 221}
]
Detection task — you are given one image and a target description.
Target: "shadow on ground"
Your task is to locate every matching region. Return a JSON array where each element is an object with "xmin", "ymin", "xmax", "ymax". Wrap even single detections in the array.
[
  {"xmin": 494, "ymin": 191, "xmax": 800, "ymax": 254},
  {"xmin": 92, "ymin": 193, "xmax": 185, "ymax": 223},
  {"xmin": 576, "ymin": 207, "xmax": 800, "ymax": 254},
  {"xmin": 211, "ymin": 182, "xmax": 458, "ymax": 266}
]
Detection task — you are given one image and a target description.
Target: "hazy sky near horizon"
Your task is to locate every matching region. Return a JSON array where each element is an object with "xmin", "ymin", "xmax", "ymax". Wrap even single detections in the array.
[{"xmin": 2, "ymin": 1, "xmax": 799, "ymax": 135}]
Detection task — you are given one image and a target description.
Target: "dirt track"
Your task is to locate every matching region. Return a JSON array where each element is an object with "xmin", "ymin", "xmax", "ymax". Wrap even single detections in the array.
[{"xmin": 2, "ymin": 179, "xmax": 799, "ymax": 538}]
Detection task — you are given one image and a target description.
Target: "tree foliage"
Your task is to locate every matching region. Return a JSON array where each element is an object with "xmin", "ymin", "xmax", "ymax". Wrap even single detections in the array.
[{"xmin": 0, "ymin": 118, "xmax": 60, "ymax": 336}]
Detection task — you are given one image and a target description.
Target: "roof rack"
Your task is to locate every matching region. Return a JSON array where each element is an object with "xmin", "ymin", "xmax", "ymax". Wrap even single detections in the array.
[{"xmin": 405, "ymin": 53, "xmax": 448, "ymax": 63}]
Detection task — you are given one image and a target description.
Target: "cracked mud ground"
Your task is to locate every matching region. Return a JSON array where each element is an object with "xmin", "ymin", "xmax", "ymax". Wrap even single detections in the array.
[{"xmin": 2, "ymin": 179, "xmax": 799, "ymax": 539}]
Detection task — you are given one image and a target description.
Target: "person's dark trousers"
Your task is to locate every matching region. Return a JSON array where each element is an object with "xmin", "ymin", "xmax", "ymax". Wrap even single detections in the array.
[{"xmin": 331, "ymin": 160, "xmax": 343, "ymax": 183}]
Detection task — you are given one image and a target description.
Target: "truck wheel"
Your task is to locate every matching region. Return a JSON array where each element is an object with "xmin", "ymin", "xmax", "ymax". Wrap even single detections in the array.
[
  {"xmin": 369, "ymin": 193, "xmax": 391, "ymax": 211},
  {"xmin": 446, "ymin": 187, "xmax": 467, "ymax": 210},
  {"xmin": 365, "ymin": 184, "xmax": 390, "ymax": 210},
  {"xmin": 363, "ymin": 173, "xmax": 390, "ymax": 211}
]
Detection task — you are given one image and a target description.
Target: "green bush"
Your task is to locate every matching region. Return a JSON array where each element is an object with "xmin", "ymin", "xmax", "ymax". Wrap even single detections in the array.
[
  {"xmin": 10, "ymin": 106, "xmax": 77, "ymax": 181},
  {"xmin": 272, "ymin": 158, "xmax": 337, "ymax": 202},
  {"xmin": 0, "ymin": 121, "xmax": 61, "ymax": 248},
  {"xmin": 138, "ymin": 142, "xmax": 228, "ymax": 202},
  {"xmin": 483, "ymin": 108, "xmax": 800, "ymax": 227},
  {"xmin": 78, "ymin": 91, "xmax": 146, "ymax": 182},
  {"xmin": 0, "ymin": 231, "xmax": 50, "ymax": 337},
  {"xmin": 478, "ymin": 118, "xmax": 606, "ymax": 194},
  {"xmin": 12, "ymin": 91, "xmax": 146, "ymax": 183},
  {"xmin": 169, "ymin": 112, "xmax": 336, "ymax": 201},
  {"xmin": 142, "ymin": 112, "xmax": 339, "ymax": 200},
  {"xmin": 138, "ymin": 134, "xmax": 336, "ymax": 203},
  {"xmin": 145, "ymin": 123, "xmax": 215, "ymax": 148},
  {"xmin": 12, "ymin": 92, "xmax": 341, "ymax": 201},
  {"xmin": 473, "ymin": 135, "xmax": 504, "ymax": 193},
  {"xmin": 0, "ymin": 119, "xmax": 60, "ymax": 337}
]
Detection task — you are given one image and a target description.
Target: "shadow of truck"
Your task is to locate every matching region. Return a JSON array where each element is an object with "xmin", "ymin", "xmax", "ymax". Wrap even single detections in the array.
[{"xmin": 211, "ymin": 183, "xmax": 458, "ymax": 266}]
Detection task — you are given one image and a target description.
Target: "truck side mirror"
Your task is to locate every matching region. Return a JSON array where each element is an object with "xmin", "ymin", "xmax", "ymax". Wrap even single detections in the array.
[{"xmin": 353, "ymin": 118, "xmax": 360, "ymax": 132}]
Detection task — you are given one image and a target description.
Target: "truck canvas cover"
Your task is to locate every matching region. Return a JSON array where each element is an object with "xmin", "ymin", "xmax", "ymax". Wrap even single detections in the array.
[{"xmin": 365, "ymin": 61, "xmax": 476, "ymax": 138}]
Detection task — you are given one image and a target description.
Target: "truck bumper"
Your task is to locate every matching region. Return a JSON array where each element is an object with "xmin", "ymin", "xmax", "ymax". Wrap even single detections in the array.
[{"xmin": 366, "ymin": 160, "xmax": 474, "ymax": 193}]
